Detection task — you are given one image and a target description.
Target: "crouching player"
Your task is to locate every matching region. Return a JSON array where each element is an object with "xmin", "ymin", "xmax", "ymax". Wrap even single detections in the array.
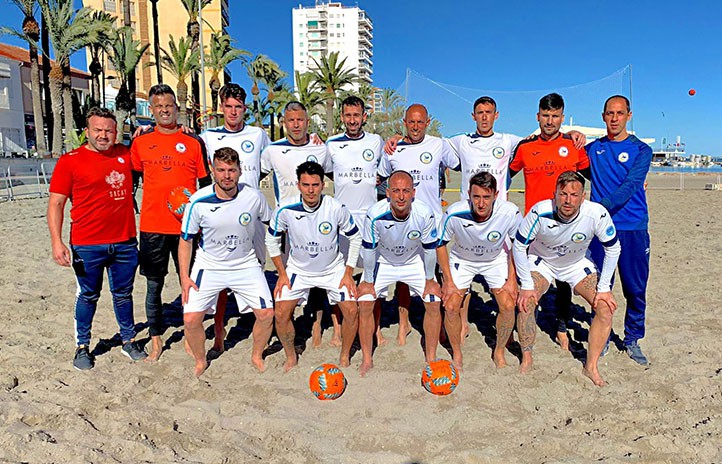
[
  {"xmin": 180, "ymin": 147, "xmax": 274, "ymax": 377},
  {"xmin": 436, "ymin": 172, "xmax": 521, "ymax": 371},
  {"xmin": 513, "ymin": 171, "xmax": 621, "ymax": 386}
]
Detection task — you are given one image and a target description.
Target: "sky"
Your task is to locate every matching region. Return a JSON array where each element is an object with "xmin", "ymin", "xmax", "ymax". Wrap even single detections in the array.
[{"xmin": 3, "ymin": 0, "xmax": 721, "ymax": 155}]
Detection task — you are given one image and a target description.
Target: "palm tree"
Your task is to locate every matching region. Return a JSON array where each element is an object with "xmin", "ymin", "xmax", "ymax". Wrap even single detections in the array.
[
  {"xmin": 310, "ymin": 51, "xmax": 357, "ymax": 135},
  {"xmin": 106, "ymin": 26, "xmax": 150, "ymax": 142},
  {"xmin": 379, "ymin": 88, "xmax": 403, "ymax": 113},
  {"xmin": 179, "ymin": 0, "xmax": 211, "ymax": 130},
  {"xmin": 38, "ymin": 0, "xmax": 113, "ymax": 155},
  {"xmin": 3, "ymin": 0, "xmax": 47, "ymax": 156},
  {"xmin": 293, "ymin": 71, "xmax": 323, "ymax": 120},
  {"xmin": 87, "ymin": 10, "xmax": 115, "ymax": 108},
  {"xmin": 159, "ymin": 35, "xmax": 200, "ymax": 126},
  {"xmin": 204, "ymin": 32, "xmax": 250, "ymax": 117},
  {"xmin": 245, "ymin": 54, "xmax": 284, "ymax": 127}
]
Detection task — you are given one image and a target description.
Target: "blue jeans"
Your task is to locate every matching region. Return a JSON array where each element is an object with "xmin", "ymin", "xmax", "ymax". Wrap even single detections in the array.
[{"xmin": 71, "ymin": 239, "xmax": 139, "ymax": 346}]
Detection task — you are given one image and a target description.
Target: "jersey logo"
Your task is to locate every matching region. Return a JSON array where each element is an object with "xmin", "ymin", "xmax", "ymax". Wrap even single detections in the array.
[
  {"xmin": 282, "ymin": 149, "xmax": 291, "ymax": 154},
  {"xmin": 420, "ymin": 152, "xmax": 433, "ymax": 164},
  {"xmin": 558, "ymin": 146, "xmax": 569, "ymax": 157},
  {"xmin": 547, "ymin": 223, "xmax": 559, "ymax": 229},
  {"xmin": 306, "ymin": 241, "xmax": 320, "ymax": 258},
  {"xmin": 176, "ymin": 143, "xmax": 187, "ymax": 153},
  {"xmin": 148, "ymin": 144, "xmax": 158, "ymax": 150},
  {"xmin": 242, "ymin": 140, "xmax": 255, "ymax": 153},
  {"xmin": 407, "ymin": 230, "xmax": 421, "ymax": 240},
  {"xmin": 105, "ymin": 170, "xmax": 125, "ymax": 189},
  {"xmin": 218, "ymin": 135, "xmax": 227, "ymax": 141},
  {"xmin": 532, "ymin": 151, "xmax": 541, "ymax": 156},
  {"xmin": 319, "ymin": 222, "xmax": 333, "ymax": 235},
  {"xmin": 239, "ymin": 212, "xmax": 252, "ymax": 226},
  {"xmin": 339, "ymin": 144, "xmax": 348, "ymax": 149},
  {"xmin": 605, "ymin": 225, "xmax": 615, "ymax": 237},
  {"xmin": 596, "ymin": 149, "xmax": 605, "ymax": 155},
  {"xmin": 487, "ymin": 231, "xmax": 501, "ymax": 242},
  {"xmin": 397, "ymin": 147, "xmax": 406, "ymax": 153},
  {"xmin": 384, "ymin": 224, "xmax": 394, "ymax": 229},
  {"xmin": 469, "ymin": 139, "xmax": 479, "ymax": 144},
  {"xmin": 462, "ymin": 223, "xmax": 474, "ymax": 228},
  {"xmin": 295, "ymin": 215, "xmax": 305, "ymax": 220},
  {"xmin": 307, "ymin": 155, "xmax": 318, "ymax": 163},
  {"xmin": 210, "ymin": 206, "xmax": 221, "ymax": 212},
  {"xmin": 571, "ymin": 232, "xmax": 587, "ymax": 243},
  {"xmin": 618, "ymin": 152, "xmax": 629, "ymax": 163},
  {"xmin": 117, "ymin": 157, "xmax": 125, "ymax": 164},
  {"xmin": 362, "ymin": 149, "xmax": 375, "ymax": 161},
  {"xmin": 492, "ymin": 147, "xmax": 505, "ymax": 159}
]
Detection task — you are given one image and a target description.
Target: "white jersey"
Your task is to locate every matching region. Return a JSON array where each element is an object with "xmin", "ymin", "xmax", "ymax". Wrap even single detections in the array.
[
  {"xmin": 440, "ymin": 199, "xmax": 521, "ymax": 263},
  {"xmin": 447, "ymin": 132, "xmax": 522, "ymax": 201},
  {"xmin": 362, "ymin": 199, "xmax": 438, "ymax": 266},
  {"xmin": 200, "ymin": 125, "xmax": 270, "ymax": 188},
  {"xmin": 513, "ymin": 199, "xmax": 619, "ymax": 290},
  {"xmin": 181, "ymin": 184, "xmax": 272, "ymax": 270},
  {"xmin": 327, "ymin": 131, "xmax": 383, "ymax": 216},
  {"xmin": 269, "ymin": 195, "xmax": 358, "ymax": 275},
  {"xmin": 378, "ymin": 135, "xmax": 458, "ymax": 218},
  {"xmin": 260, "ymin": 137, "xmax": 331, "ymax": 207}
]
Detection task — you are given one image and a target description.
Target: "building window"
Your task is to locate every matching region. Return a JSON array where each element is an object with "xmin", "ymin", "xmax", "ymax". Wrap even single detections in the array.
[
  {"xmin": 103, "ymin": 0, "xmax": 116, "ymax": 11},
  {"xmin": 300, "ymin": 51, "xmax": 304, "ymax": 56},
  {"xmin": 337, "ymin": 24, "xmax": 341, "ymax": 28},
  {"xmin": 299, "ymin": 42, "xmax": 304, "ymax": 47}
]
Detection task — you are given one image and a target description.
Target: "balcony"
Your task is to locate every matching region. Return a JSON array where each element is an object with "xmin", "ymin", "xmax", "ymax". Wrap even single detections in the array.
[
  {"xmin": 358, "ymin": 12, "xmax": 373, "ymax": 29},
  {"xmin": 359, "ymin": 34, "xmax": 372, "ymax": 47},
  {"xmin": 359, "ymin": 25, "xmax": 373, "ymax": 39},
  {"xmin": 358, "ymin": 43, "xmax": 371, "ymax": 55},
  {"xmin": 308, "ymin": 39, "xmax": 328, "ymax": 51}
]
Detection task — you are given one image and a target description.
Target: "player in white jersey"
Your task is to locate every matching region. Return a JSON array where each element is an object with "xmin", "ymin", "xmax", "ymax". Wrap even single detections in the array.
[
  {"xmin": 357, "ymin": 171, "xmax": 442, "ymax": 376},
  {"xmin": 179, "ymin": 148, "xmax": 274, "ymax": 377},
  {"xmin": 513, "ymin": 171, "xmax": 621, "ymax": 386},
  {"xmin": 437, "ymin": 172, "xmax": 521, "ymax": 370},
  {"xmin": 266, "ymin": 161, "xmax": 361, "ymax": 372}
]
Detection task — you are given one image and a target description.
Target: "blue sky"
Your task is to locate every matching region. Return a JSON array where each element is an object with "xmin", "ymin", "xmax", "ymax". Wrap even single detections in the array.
[{"xmin": 3, "ymin": 0, "xmax": 720, "ymax": 154}]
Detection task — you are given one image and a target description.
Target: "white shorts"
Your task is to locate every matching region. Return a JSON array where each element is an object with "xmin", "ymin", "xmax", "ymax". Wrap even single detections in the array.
[
  {"xmin": 184, "ymin": 265, "xmax": 273, "ymax": 314},
  {"xmin": 277, "ymin": 262, "xmax": 355, "ymax": 304},
  {"xmin": 449, "ymin": 252, "xmax": 509, "ymax": 291},
  {"xmin": 529, "ymin": 255, "xmax": 597, "ymax": 291},
  {"xmin": 358, "ymin": 258, "xmax": 439, "ymax": 303}
]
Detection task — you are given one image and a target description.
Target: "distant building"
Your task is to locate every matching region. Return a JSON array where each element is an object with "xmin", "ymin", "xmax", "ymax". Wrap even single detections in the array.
[
  {"xmin": 0, "ymin": 43, "xmax": 90, "ymax": 154},
  {"xmin": 292, "ymin": 2, "xmax": 373, "ymax": 90}
]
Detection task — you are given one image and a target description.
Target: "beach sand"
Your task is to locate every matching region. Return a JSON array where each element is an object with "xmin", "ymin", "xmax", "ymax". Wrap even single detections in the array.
[{"xmin": 0, "ymin": 186, "xmax": 720, "ymax": 463}]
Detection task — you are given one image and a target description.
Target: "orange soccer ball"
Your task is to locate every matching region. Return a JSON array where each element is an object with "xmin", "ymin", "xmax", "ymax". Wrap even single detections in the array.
[
  {"xmin": 309, "ymin": 364, "xmax": 347, "ymax": 400},
  {"xmin": 167, "ymin": 186, "xmax": 192, "ymax": 220},
  {"xmin": 421, "ymin": 359, "xmax": 459, "ymax": 396}
]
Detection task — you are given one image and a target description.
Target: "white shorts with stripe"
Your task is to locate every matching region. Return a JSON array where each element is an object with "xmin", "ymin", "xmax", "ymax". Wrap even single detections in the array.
[
  {"xmin": 184, "ymin": 265, "xmax": 273, "ymax": 314},
  {"xmin": 529, "ymin": 255, "xmax": 598, "ymax": 290},
  {"xmin": 358, "ymin": 257, "xmax": 439, "ymax": 303},
  {"xmin": 449, "ymin": 251, "xmax": 509, "ymax": 291},
  {"xmin": 277, "ymin": 261, "xmax": 354, "ymax": 305}
]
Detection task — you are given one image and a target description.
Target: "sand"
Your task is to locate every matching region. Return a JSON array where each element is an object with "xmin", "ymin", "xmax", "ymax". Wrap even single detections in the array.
[{"xmin": 0, "ymin": 186, "xmax": 721, "ymax": 463}]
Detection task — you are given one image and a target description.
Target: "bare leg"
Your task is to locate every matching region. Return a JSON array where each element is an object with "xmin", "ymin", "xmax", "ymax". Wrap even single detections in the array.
[
  {"xmin": 491, "ymin": 288, "xmax": 515, "ymax": 368},
  {"xmin": 183, "ymin": 312, "xmax": 208, "ymax": 378},
  {"xmin": 444, "ymin": 292, "xmax": 464, "ymax": 371},
  {"xmin": 250, "ymin": 308, "xmax": 274, "ymax": 372},
  {"xmin": 311, "ymin": 310, "xmax": 323, "ymax": 348},
  {"xmin": 274, "ymin": 300, "xmax": 299, "ymax": 372},
  {"xmin": 373, "ymin": 299, "xmax": 387, "ymax": 346},
  {"xmin": 358, "ymin": 300, "xmax": 376, "ymax": 375},
  {"xmin": 212, "ymin": 291, "xmax": 228, "ymax": 353},
  {"xmin": 575, "ymin": 275, "xmax": 613, "ymax": 387},
  {"xmin": 329, "ymin": 305, "xmax": 343, "ymax": 347},
  {"xmin": 146, "ymin": 335, "xmax": 164, "ymax": 362},
  {"xmin": 337, "ymin": 302, "xmax": 359, "ymax": 368},
  {"xmin": 460, "ymin": 293, "xmax": 471, "ymax": 344},
  {"xmin": 423, "ymin": 301, "xmax": 442, "ymax": 362},
  {"xmin": 518, "ymin": 272, "xmax": 549, "ymax": 374},
  {"xmin": 396, "ymin": 283, "xmax": 411, "ymax": 345}
]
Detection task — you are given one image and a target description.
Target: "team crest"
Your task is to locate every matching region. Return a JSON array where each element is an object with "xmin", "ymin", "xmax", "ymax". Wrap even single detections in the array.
[
  {"xmin": 175, "ymin": 142, "xmax": 187, "ymax": 153},
  {"xmin": 238, "ymin": 213, "xmax": 252, "ymax": 226},
  {"xmin": 117, "ymin": 157, "xmax": 125, "ymax": 164},
  {"xmin": 606, "ymin": 225, "xmax": 615, "ymax": 237},
  {"xmin": 319, "ymin": 222, "xmax": 333, "ymax": 235},
  {"xmin": 241, "ymin": 140, "xmax": 254, "ymax": 153},
  {"xmin": 362, "ymin": 149, "xmax": 375, "ymax": 161},
  {"xmin": 105, "ymin": 170, "xmax": 125, "ymax": 189},
  {"xmin": 407, "ymin": 230, "xmax": 421, "ymax": 240},
  {"xmin": 307, "ymin": 155, "xmax": 318, "ymax": 163},
  {"xmin": 618, "ymin": 152, "xmax": 629, "ymax": 163},
  {"xmin": 571, "ymin": 232, "xmax": 587, "ymax": 243},
  {"xmin": 492, "ymin": 147, "xmax": 505, "ymax": 159},
  {"xmin": 487, "ymin": 231, "xmax": 502, "ymax": 242},
  {"xmin": 558, "ymin": 146, "xmax": 569, "ymax": 157},
  {"xmin": 419, "ymin": 152, "xmax": 433, "ymax": 164}
]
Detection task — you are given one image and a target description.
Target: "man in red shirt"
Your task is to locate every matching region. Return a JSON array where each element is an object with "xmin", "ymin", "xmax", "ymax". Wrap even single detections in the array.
[
  {"xmin": 131, "ymin": 84, "xmax": 210, "ymax": 361},
  {"xmin": 48, "ymin": 107, "xmax": 147, "ymax": 370},
  {"xmin": 509, "ymin": 93, "xmax": 590, "ymax": 371}
]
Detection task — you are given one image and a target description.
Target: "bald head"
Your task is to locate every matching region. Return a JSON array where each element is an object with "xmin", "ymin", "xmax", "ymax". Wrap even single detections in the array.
[{"xmin": 403, "ymin": 103, "xmax": 430, "ymax": 143}]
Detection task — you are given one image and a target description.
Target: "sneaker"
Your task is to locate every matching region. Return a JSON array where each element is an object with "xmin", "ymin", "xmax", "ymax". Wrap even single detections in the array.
[
  {"xmin": 73, "ymin": 346, "xmax": 94, "ymax": 370},
  {"xmin": 625, "ymin": 342, "xmax": 649, "ymax": 366},
  {"xmin": 122, "ymin": 340, "xmax": 148, "ymax": 361}
]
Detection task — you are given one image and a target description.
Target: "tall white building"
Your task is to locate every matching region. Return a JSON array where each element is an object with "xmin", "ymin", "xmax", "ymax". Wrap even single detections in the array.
[{"xmin": 292, "ymin": 2, "xmax": 373, "ymax": 90}]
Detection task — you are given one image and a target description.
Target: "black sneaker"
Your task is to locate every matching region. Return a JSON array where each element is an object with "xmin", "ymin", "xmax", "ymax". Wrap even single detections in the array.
[
  {"xmin": 122, "ymin": 340, "xmax": 148, "ymax": 361},
  {"xmin": 73, "ymin": 346, "xmax": 94, "ymax": 371}
]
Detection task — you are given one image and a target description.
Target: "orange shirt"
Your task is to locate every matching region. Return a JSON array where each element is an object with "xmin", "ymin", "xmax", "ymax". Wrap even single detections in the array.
[
  {"xmin": 130, "ymin": 128, "xmax": 208, "ymax": 234},
  {"xmin": 509, "ymin": 133, "xmax": 589, "ymax": 213}
]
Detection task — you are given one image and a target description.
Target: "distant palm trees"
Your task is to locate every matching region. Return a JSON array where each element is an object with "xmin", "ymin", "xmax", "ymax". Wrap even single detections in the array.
[
  {"xmin": 160, "ymin": 35, "xmax": 200, "ymax": 126},
  {"xmin": 205, "ymin": 32, "xmax": 249, "ymax": 118},
  {"xmin": 310, "ymin": 51, "xmax": 357, "ymax": 136}
]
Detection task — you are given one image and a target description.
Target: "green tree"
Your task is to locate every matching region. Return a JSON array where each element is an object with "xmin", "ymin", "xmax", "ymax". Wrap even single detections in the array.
[
  {"xmin": 204, "ymin": 32, "xmax": 249, "ymax": 117},
  {"xmin": 87, "ymin": 10, "xmax": 115, "ymax": 109},
  {"xmin": 293, "ymin": 70, "xmax": 323, "ymax": 120},
  {"xmin": 245, "ymin": 54, "xmax": 284, "ymax": 127},
  {"xmin": 310, "ymin": 51, "xmax": 357, "ymax": 136},
  {"xmin": 179, "ymin": 0, "xmax": 211, "ymax": 130},
  {"xmin": 160, "ymin": 35, "xmax": 200, "ymax": 126}
]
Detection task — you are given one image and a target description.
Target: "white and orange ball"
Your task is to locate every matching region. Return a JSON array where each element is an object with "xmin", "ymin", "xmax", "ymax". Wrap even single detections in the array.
[
  {"xmin": 309, "ymin": 364, "xmax": 347, "ymax": 400},
  {"xmin": 421, "ymin": 359, "xmax": 459, "ymax": 396}
]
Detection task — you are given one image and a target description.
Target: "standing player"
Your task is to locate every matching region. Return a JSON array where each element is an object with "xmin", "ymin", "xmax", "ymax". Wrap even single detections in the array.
[
  {"xmin": 509, "ymin": 93, "xmax": 590, "ymax": 351},
  {"xmin": 266, "ymin": 161, "xmax": 361, "ymax": 372},
  {"xmin": 513, "ymin": 171, "xmax": 620, "ymax": 386},
  {"xmin": 179, "ymin": 148, "xmax": 274, "ymax": 377},
  {"xmin": 131, "ymin": 84, "xmax": 211, "ymax": 362},
  {"xmin": 586, "ymin": 95, "xmax": 653, "ymax": 365},
  {"xmin": 199, "ymin": 83, "xmax": 270, "ymax": 353},
  {"xmin": 358, "ymin": 171, "xmax": 442, "ymax": 375},
  {"xmin": 48, "ymin": 107, "xmax": 147, "ymax": 369},
  {"xmin": 437, "ymin": 172, "xmax": 521, "ymax": 370}
]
